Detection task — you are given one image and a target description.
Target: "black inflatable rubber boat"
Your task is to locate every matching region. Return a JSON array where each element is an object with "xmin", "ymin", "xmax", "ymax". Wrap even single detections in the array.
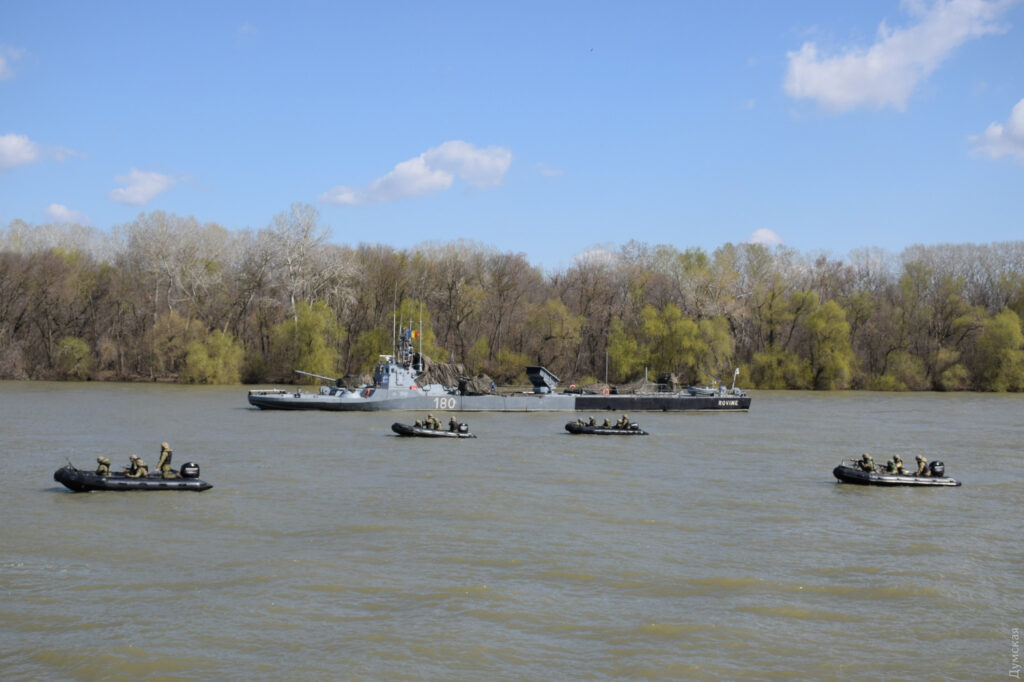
[
  {"xmin": 54, "ymin": 462, "xmax": 213, "ymax": 492},
  {"xmin": 391, "ymin": 422, "xmax": 477, "ymax": 438},
  {"xmin": 565, "ymin": 422, "xmax": 649, "ymax": 435},
  {"xmin": 832, "ymin": 459, "xmax": 960, "ymax": 487}
]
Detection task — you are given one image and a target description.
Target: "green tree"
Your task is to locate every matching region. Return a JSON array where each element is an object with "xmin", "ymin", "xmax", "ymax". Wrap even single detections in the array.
[
  {"xmin": 491, "ymin": 348, "xmax": 532, "ymax": 384},
  {"xmin": 751, "ymin": 346, "xmax": 811, "ymax": 389},
  {"xmin": 181, "ymin": 330, "xmax": 245, "ymax": 384},
  {"xmin": 642, "ymin": 304, "xmax": 703, "ymax": 374},
  {"xmin": 147, "ymin": 310, "xmax": 198, "ymax": 378},
  {"xmin": 55, "ymin": 336, "xmax": 93, "ymax": 380},
  {"xmin": 465, "ymin": 336, "xmax": 490, "ymax": 374},
  {"xmin": 606, "ymin": 316, "xmax": 643, "ymax": 383},
  {"xmin": 527, "ymin": 298, "xmax": 583, "ymax": 375},
  {"xmin": 698, "ymin": 316, "xmax": 736, "ymax": 378},
  {"xmin": 803, "ymin": 299, "xmax": 855, "ymax": 389},
  {"xmin": 349, "ymin": 327, "xmax": 390, "ymax": 375},
  {"xmin": 969, "ymin": 309, "xmax": 1024, "ymax": 391},
  {"xmin": 875, "ymin": 351, "xmax": 928, "ymax": 391},
  {"xmin": 269, "ymin": 300, "xmax": 345, "ymax": 381}
]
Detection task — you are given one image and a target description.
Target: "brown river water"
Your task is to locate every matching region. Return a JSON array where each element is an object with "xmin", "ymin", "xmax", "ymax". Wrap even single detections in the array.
[{"xmin": 1, "ymin": 382, "xmax": 1021, "ymax": 680}]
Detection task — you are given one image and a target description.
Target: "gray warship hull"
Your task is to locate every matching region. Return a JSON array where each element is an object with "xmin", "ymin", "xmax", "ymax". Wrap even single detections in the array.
[{"xmin": 247, "ymin": 387, "xmax": 750, "ymax": 412}]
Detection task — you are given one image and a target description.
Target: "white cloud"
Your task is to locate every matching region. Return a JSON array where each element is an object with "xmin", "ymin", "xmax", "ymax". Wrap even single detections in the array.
[
  {"xmin": 320, "ymin": 140, "xmax": 512, "ymax": 205},
  {"xmin": 52, "ymin": 146, "xmax": 81, "ymax": 162},
  {"xmin": 970, "ymin": 97, "xmax": 1024, "ymax": 162},
  {"xmin": 0, "ymin": 133, "xmax": 80, "ymax": 173},
  {"xmin": 0, "ymin": 45, "xmax": 26, "ymax": 80},
  {"xmin": 784, "ymin": 0, "xmax": 1008, "ymax": 112},
  {"xmin": 537, "ymin": 163, "xmax": 564, "ymax": 177},
  {"xmin": 0, "ymin": 133, "xmax": 39, "ymax": 170},
  {"xmin": 749, "ymin": 229, "xmax": 783, "ymax": 246},
  {"xmin": 46, "ymin": 203, "xmax": 89, "ymax": 224},
  {"xmin": 109, "ymin": 168, "xmax": 176, "ymax": 205}
]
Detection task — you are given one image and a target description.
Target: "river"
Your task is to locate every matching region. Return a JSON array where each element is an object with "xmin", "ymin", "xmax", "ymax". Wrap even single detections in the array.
[{"xmin": 1, "ymin": 382, "xmax": 1020, "ymax": 680}]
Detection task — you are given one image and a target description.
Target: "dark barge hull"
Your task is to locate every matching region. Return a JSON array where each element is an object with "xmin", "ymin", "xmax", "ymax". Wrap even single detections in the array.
[
  {"xmin": 573, "ymin": 394, "xmax": 749, "ymax": 412},
  {"xmin": 391, "ymin": 423, "xmax": 476, "ymax": 438},
  {"xmin": 832, "ymin": 465, "xmax": 960, "ymax": 487},
  {"xmin": 54, "ymin": 465, "xmax": 213, "ymax": 492},
  {"xmin": 565, "ymin": 422, "xmax": 649, "ymax": 435}
]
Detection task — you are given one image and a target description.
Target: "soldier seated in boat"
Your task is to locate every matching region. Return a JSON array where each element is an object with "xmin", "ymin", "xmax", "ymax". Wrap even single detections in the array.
[
  {"xmin": 915, "ymin": 455, "xmax": 930, "ymax": 476},
  {"xmin": 601, "ymin": 418, "xmax": 611, "ymax": 428},
  {"xmin": 857, "ymin": 453, "xmax": 877, "ymax": 472},
  {"xmin": 884, "ymin": 455, "xmax": 908, "ymax": 475},
  {"xmin": 157, "ymin": 442, "xmax": 177, "ymax": 479},
  {"xmin": 415, "ymin": 419, "xmax": 424, "ymax": 428},
  {"xmin": 95, "ymin": 456, "xmax": 111, "ymax": 476},
  {"xmin": 449, "ymin": 416, "xmax": 459, "ymax": 431},
  {"xmin": 615, "ymin": 414, "xmax": 630, "ymax": 429},
  {"xmin": 125, "ymin": 455, "xmax": 148, "ymax": 478},
  {"xmin": 586, "ymin": 416, "xmax": 596, "ymax": 427}
]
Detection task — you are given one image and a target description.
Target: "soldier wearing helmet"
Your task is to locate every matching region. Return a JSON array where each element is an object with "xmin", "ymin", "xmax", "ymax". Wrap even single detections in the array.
[
  {"xmin": 95, "ymin": 456, "xmax": 111, "ymax": 476},
  {"xmin": 858, "ymin": 453, "xmax": 876, "ymax": 473},
  {"xmin": 884, "ymin": 454, "xmax": 907, "ymax": 475},
  {"xmin": 156, "ymin": 442, "xmax": 177, "ymax": 479},
  {"xmin": 894, "ymin": 455, "xmax": 907, "ymax": 475},
  {"xmin": 125, "ymin": 454, "xmax": 148, "ymax": 478},
  {"xmin": 915, "ymin": 455, "xmax": 930, "ymax": 476}
]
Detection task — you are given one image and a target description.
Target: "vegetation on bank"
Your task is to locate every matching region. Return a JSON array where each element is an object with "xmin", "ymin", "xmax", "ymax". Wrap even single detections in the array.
[{"xmin": 2, "ymin": 204, "xmax": 1023, "ymax": 391}]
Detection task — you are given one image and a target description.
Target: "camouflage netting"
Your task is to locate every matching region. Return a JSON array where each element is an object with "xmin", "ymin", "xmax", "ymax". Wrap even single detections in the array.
[
  {"xmin": 336, "ymin": 375, "xmax": 371, "ymax": 390},
  {"xmin": 460, "ymin": 373, "xmax": 497, "ymax": 395},
  {"xmin": 613, "ymin": 379, "xmax": 647, "ymax": 394},
  {"xmin": 575, "ymin": 376, "xmax": 678, "ymax": 394},
  {"xmin": 415, "ymin": 355, "xmax": 466, "ymax": 388},
  {"xmin": 657, "ymin": 373, "xmax": 686, "ymax": 391}
]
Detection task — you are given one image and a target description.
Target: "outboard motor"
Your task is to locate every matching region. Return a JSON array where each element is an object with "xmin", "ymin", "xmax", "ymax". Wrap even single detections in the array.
[
  {"xmin": 180, "ymin": 461, "xmax": 201, "ymax": 479},
  {"xmin": 458, "ymin": 423, "xmax": 469, "ymax": 433},
  {"xmin": 929, "ymin": 460, "xmax": 945, "ymax": 477}
]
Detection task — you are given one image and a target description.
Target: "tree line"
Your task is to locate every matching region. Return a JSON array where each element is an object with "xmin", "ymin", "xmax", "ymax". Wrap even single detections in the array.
[{"xmin": 2, "ymin": 203, "xmax": 1023, "ymax": 391}]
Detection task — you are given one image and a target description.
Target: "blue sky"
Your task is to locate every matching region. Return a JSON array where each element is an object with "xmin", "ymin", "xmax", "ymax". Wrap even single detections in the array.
[{"xmin": 2, "ymin": 1, "xmax": 1022, "ymax": 270}]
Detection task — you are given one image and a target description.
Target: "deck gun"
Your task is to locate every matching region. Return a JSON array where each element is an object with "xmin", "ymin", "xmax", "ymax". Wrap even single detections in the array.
[{"xmin": 294, "ymin": 370, "xmax": 341, "ymax": 385}]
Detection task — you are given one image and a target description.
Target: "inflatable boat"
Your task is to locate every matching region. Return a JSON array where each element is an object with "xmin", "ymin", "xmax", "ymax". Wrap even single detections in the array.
[
  {"xmin": 391, "ymin": 422, "xmax": 476, "ymax": 438},
  {"xmin": 54, "ymin": 462, "xmax": 213, "ymax": 492},
  {"xmin": 565, "ymin": 422, "xmax": 648, "ymax": 435},
  {"xmin": 832, "ymin": 459, "xmax": 960, "ymax": 487}
]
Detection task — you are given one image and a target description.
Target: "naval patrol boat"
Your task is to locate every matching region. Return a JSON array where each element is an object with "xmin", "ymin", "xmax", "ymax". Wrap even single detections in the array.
[{"xmin": 247, "ymin": 328, "xmax": 751, "ymax": 413}]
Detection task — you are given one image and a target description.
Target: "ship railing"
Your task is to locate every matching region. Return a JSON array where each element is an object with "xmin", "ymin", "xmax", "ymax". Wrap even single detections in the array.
[{"xmin": 247, "ymin": 388, "xmax": 289, "ymax": 396}]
